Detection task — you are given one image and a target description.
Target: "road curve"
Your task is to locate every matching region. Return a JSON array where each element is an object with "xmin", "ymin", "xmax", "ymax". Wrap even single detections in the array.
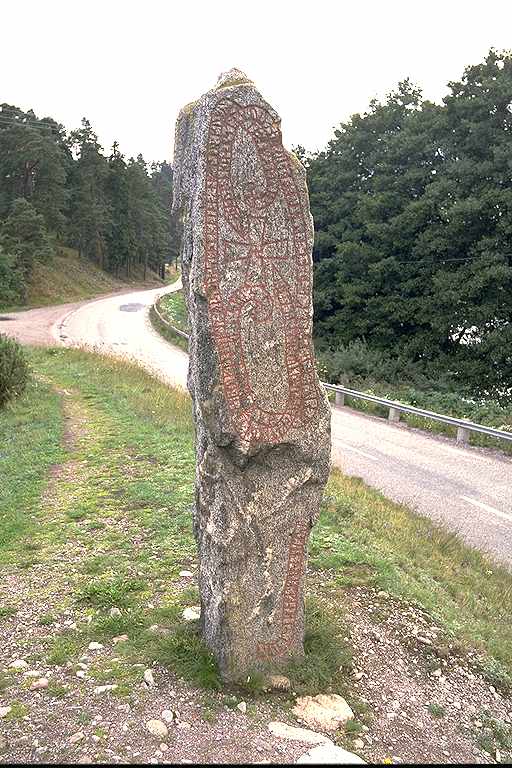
[{"xmin": 2, "ymin": 284, "xmax": 511, "ymax": 569}]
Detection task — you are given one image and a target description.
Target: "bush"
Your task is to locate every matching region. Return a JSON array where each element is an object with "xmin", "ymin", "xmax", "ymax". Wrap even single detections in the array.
[{"xmin": 0, "ymin": 335, "xmax": 29, "ymax": 408}]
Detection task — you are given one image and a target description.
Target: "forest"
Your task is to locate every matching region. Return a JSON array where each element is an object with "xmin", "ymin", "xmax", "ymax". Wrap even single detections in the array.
[
  {"xmin": 0, "ymin": 49, "xmax": 511, "ymax": 403},
  {"xmin": 307, "ymin": 49, "xmax": 512, "ymax": 402},
  {"xmin": 0, "ymin": 108, "xmax": 177, "ymax": 307}
]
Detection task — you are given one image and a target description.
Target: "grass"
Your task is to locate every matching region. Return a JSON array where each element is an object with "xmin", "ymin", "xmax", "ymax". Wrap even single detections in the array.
[
  {"xmin": 150, "ymin": 290, "xmax": 189, "ymax": 352},
  {"xmin": 0, "ymin": 246, "xmax": 164, "ymax": 312},
  {"xmin": 427, "ymin": 703, "xmax": 446, "ymax": 718},
  {"xmin": 1, "ymin": 346, "xmax": 512, "ymax": 703},
  {"xmin": 312, "ymin": 472, "xmax": 512, "ymax": 683},
  {"xmin": 157, "ymin": 290, "xmax": 188, "ymax": 333}
]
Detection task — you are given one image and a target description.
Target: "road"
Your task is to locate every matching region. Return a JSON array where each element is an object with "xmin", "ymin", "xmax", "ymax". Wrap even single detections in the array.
[{"xmin": 2, "ymin": 284, "xmax": 511, "ymax": 569}]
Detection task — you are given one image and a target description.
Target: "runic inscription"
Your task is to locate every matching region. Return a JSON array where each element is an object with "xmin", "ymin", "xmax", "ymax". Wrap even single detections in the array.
[
  {"xmin": 257, "ymin": 522, "xmax": 309, "ymax": 658},
  {"xmin": 204, "ymin": 99, "xmax": 319, "ymax": 444},
  {"xmin": 173, "ymin": 70, "xmax": 331, "ymax": 681}
]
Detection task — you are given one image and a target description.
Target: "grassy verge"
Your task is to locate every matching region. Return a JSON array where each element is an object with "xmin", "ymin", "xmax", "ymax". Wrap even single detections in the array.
[
  {"xmin": 1, "ymin": 348, "xmax": 511, "ymax": 699},
  {"xmin": 0, "ymin": 246, "xmax": 165, "ymax": 312},
  {"xmin": 150, "ymin": 291, "xmax": 189, "ymax": 352}
]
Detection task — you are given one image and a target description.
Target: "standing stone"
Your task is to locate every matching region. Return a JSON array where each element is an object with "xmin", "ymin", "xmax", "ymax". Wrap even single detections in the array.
[{"xmin": 172, "ymin": 69, "xmax": 331, "ymax": 681}]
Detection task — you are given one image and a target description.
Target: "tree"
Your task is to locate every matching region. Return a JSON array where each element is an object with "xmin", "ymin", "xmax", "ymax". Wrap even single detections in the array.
[
  {"xmin": 66, "ymin": 119, "xmax": 111, "ymax": 267},
  {"xmin": 0, "ymin": 198, "xmax": 54, "ymax": 298},
  {"xmin": 308, "ymin": 49, "xmax": 512, "ymax": 399},
  {"xmin": 0, "ymin": 104, "xmax": 69, "ymax": 233}
]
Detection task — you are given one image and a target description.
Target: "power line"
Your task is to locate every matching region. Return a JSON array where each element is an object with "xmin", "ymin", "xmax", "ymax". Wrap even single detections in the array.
[
  {"xmin": 396, "ymin": 255, "xmax": 506, "ymax": 265},
  {"xmin": 0, "ymin": 115, "xmax": 61, "ymax": 130}
]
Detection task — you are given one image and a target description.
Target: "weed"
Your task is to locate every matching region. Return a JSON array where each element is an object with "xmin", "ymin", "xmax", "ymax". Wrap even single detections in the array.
[
  {"xmin": 4, "ymin": 701, "xmax": 28, "ymax": 720},
  {"xmin": 0, "ymin": 605, "xmax": 16, "ymax": 620},
  {"xmin": 428, "ymin": 703, "xmax": 446, "ymax": 718},
  {"xmin": 47, "ymin": 634, "xmax": 84, "ymax": 666},
  {"xmin": 77, "ymin": 576, "xmax": 147, "ymax": 609},
  {"xmin": 285, "ymin": 598, "xmax": 352, "ymax": 695}
]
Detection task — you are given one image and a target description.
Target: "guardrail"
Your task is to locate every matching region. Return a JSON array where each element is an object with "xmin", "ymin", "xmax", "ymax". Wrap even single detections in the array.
[
  {"xmin": 152, "ymin": 298, "xmax": 512, "ymax": 447},
  {"xmin": 324, "ymin": 383, "xmax": 512, "ymax": 445},
  {"xmin": 152, "ymin": 300, "xmax": 189, "ymax": 341}
]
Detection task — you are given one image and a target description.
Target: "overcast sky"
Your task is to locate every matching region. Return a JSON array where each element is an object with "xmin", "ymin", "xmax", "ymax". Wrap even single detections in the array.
[{"xmin": 2, "ymin": 1, "xmax": 511, "ymax": 163}]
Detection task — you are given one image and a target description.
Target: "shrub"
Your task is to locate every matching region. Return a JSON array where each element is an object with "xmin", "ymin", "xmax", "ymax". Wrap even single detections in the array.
[{"xmin": 0, "ymin": 334, "xmax": 29, "ymax": 408}]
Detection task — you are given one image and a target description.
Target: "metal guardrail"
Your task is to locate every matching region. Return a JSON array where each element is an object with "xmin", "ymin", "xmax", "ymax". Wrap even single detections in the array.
[
  {"xmin": 324, "ymin": 383, "xmax": 512, "ymax": 445},
  {"xmin": 152, "ymin": 298, "xmax": 512, "ymax": 447},
  {"xmin": 152, "ymin": 300, "xmax": 189, "ymax": 341}
]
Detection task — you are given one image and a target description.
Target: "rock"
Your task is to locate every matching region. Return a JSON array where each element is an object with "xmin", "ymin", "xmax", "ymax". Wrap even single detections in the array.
[
  {"xmin": 112, "ymin": 634, "xmax": 129, "ymax": 645},
  {"xmin": 296, "ymin": 744, "xmax": 366, "ymax": 764},
  {"xmin": 30, "ymin": 677, "xmax": 48, "ymax": 691},
  {"xmin": 161, "ymin": 710, "xmax": 176, "ymax": 724},
  {"xmin": 109, "ymin": 607, "xmax": 122, "ymax": 617},
  {"xmin": 0, "ymin": 706, "xmax": 12, "ymax": 718},
  {"xmin": 94, "ymin": 684, "xmax": 118, "ymax": 694},
  {"xmin": 88, "ymin": 642, "xmax": 104, "ymax": 651},
  {"xmin": 172, "ymin": 68, "xmax": 330, "ymax": 682},
  {"xmin": 293, "ymin": 694, "xmax": 354, "ymax": 732},
  {"xmin": 237, "ymin": 701, "xmax": 247, "ymax": 714},
  {"xmin": 118, "ymin": 704, "xmax": 131, "ymax": 713},
  {"xmin": 69, "ymin": 731, "xmax": 85, "ymax": 745},
  {"xmin": 76, "ymin": 670, "xmax": 86, "ymax": 679},
  {"xmin": 144, "ymin": 669, "xmax": 155, "ymax": 687},
  {"xmin": 179, "ymin": 570, "xmax": 194, "ymax": 578},
  {"xmin": 9, "ymin": 659, "xmax": 28, "ymax": 670},
  {"xmin": 268, "ymin": 722, "xmax": 331, "ymax": 745},
  {"xmin": 182, "ymin": 606, "xmax": 201, "ymax": 622},
  {"xmin": 177, "ymin": 722, "xmax": 191, "ymax": 730},
  {"xmin": 146, "ymin": 720, "xmax": 169, "ymax": 739},
  {"xmin": 267, "ymin": 674, "xmax": 291, "ymax": 691},
  {"xmin": 353, "ymin": 738, "xmax": 365, "ymax": 751},
  {"xmin": 160, "ymin": 743, "xmax": 168, "ymax": 752}
]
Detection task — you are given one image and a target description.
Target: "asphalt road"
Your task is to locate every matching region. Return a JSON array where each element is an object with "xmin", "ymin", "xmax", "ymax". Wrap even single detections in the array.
[{"xmin": 3, "ymin": 284, "xmax": 511, "ymax": 569}]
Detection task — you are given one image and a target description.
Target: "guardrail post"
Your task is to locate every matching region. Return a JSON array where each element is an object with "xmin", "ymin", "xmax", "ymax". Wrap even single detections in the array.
[
  {"xmin": 456, "ymin": 426, "xmax": 470, "ymax": 444},
  {"xmin": 388, "ymin": 407, "xmax": 400, "ymax": 423},
  {"xmin": 335, "ymin": 391, "xmax": 345, "ymax": 407}
]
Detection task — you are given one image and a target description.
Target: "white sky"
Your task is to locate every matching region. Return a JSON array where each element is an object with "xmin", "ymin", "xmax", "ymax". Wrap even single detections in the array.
[{"xmin": 2, "ymin": 0, "xmax": 511, "ymax": 163}]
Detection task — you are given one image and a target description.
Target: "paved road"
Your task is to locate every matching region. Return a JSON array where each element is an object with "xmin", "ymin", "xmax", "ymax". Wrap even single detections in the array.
[{"xmin": 3, "ymin": 285, "xmax": 511, "ymax": 568}]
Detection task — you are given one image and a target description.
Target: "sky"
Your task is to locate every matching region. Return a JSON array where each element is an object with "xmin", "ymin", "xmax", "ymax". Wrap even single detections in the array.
[{"xmin": 2, "ymin": 0, "xmax": 511, "ymax": 164}]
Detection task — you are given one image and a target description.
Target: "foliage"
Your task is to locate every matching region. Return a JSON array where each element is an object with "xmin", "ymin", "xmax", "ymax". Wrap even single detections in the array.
[
  {"xmin": 309, "ymin": 49, "xmax": 512, "ymax": 401},
  {"xmin": 0, "ymin": 334, "xmax": 29, "ymax": 409},
  {"xmin": 0, "ymin": 104, "xmax": 175, "ymax": 307},
  {"xmin": 0, "ymin": 198, "xmax": 54, "ymax": 297}
]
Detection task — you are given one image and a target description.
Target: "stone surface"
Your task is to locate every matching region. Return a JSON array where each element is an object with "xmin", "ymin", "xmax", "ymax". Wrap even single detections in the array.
[
  {"xmin": 172, "ymin": 68, "xmax": 331, "ymax": 681},
  {"xmin": 268, "ymin": 721, "xmax": 331, "ymax": 745},
  {"xmin": 292, "ymin": 694, "xmax": 354, "ymax": 732},
  {"xmin": 29, "ymin": 677, "xmax": 48, "ymax": 691},
  {"xmin": 146, "ymin": 720, "xmax": 169, "ymax": 739},
  {"xmin": 296, "ymin": 743, "xmax": 366, "ymax": 764},
  {"xmin": 267, "ymin": 674, "xmax": 291, "ymax": 691},
  {"xmin": 9, "ymin": 659, "xmax": 28, "ymax": 670},
  {"xmin": 182, "ymin": 606, "xmax": 201, "ymax": 622}
]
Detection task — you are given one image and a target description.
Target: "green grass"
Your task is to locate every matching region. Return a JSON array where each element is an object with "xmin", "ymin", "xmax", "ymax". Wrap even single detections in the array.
[
  {"xmin": 150, "ymin": 299, "xmax": 189, "ymax": 352},
  {"xmin": 312, "ymin": 471, "xmax": 512, "ymax": 684},
  {"xmin": 156, "ymin": 291, "xmax": 188, "ymax": 333},
  {"xmin": 0, "ymin": 368, "xmax": 64, "ymax": 558},
  {"xmin": 428, "ymin": 703, "xmax": 446, "ymax": 718},
  {"xmin": 2, "ymin": 346, "xmax": 512, "ymax": 702}
]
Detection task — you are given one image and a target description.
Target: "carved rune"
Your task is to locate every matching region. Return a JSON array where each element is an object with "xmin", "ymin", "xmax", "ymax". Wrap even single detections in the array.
[{"xmin": 204, "ymin": 99, "xmax": 319, "ymax": 444}]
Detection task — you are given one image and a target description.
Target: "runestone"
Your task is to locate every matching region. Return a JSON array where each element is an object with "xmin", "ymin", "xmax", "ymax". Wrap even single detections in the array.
[{"xmin": 172, "ymin": 69, "xmax": 331, "ymax": 680}]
